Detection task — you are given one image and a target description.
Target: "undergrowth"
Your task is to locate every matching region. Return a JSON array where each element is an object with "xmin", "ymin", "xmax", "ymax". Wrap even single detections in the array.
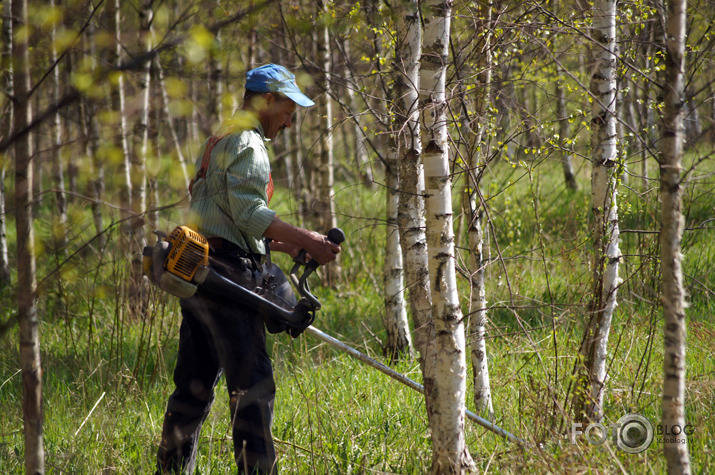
[{"xmin": 0, "ymin": 153, "xmax": 713, "ymax": 473}]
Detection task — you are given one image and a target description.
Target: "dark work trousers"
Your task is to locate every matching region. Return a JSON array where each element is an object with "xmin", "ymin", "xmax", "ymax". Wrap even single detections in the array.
[{"xmin": 156, "ymin": 247, "xmax": 296, "ymax": 474}]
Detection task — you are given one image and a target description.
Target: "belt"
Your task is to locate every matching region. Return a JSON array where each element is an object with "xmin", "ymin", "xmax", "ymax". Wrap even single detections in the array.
[{"xmin": 206, "ymin": 237, "xmax": 266, "ymax": 265}]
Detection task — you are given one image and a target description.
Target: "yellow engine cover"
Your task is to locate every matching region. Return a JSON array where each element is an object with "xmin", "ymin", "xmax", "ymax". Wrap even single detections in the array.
[{"xmin": 164, "ymin": 226, "xmax": 209, "ymax": 281}]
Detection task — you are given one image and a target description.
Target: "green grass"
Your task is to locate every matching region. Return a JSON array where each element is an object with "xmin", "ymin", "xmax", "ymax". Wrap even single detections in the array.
[{"xmin": 1, "ymin": 151, "xmax": 714, "ymax": 473}]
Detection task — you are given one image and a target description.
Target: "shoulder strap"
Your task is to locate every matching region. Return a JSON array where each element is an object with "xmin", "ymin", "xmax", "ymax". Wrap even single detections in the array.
[
  {"xmin": 189, "ymin": 135, "xmax": 225, "ymax": 195},
  {"xmin": 189, "ymin": 134, "xmax": 275, "ymax": 204}
]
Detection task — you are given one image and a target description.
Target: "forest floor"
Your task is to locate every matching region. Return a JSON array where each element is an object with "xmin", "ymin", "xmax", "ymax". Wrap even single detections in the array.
[{"xmin": 1, "ymin": 152, "xmax": 713, "ymax": 473}]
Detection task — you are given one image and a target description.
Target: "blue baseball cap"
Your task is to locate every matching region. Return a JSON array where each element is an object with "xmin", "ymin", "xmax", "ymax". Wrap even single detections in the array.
[{"xmin": 245, "ymin": 64, "xmax": 315, "ymax": 107}]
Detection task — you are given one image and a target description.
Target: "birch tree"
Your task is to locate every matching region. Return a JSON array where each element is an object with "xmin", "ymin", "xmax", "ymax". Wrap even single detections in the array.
[
  {"xmin": 82, "ymin": 18, "xmax": 105, "ymax": 248},
  {"xmin": 556, "ymin": 74, "xmax": 578, "ymax": 191},
  {"xmin": 342, "ymin": 38, "xmax": 373, "ymax": 186},
  {"xmin": 156, "ymin": 59, "xmax": 190, "ymax": 190},
  {"xmin": 461, "ymin": 0, "xmax": 495, "ymax": 418},
  {"xmin": 420, "ymin": 1, "xmax": 474, "ymax": 471},
  {"xmin": 659, "ymin": 0, "xmax": 692, "ymax": 471},
  {"xmin": 574, "ymin": 0, "xmax": 621, "ymax": 424},
  {"xmin": 392, "ymin": 2, "xmax": 445, "ymax": 461},
  {"xmin": 13, "ymin": 0, "xmax": 45, "ymax": 470},
  {"xmin": 49, "ymin": 0, "xmax": 68, "ymax": 253},
  {"xmin": 317, "ymin": 0, "xmax": 339, "ymax": 285},
  {"xmin": 105, "ymin": 0, "xmax": 132, "ymax": 253},
  {"xmin": 0, "ymin": 0, "xmax": 12, "ymax": 288},
  {"xmin": 130, "ymin": 0, "xmax": 152, "ymax": 294},
  {"xmin": 384, "ymin": 119, "xmax": 412, "ymax": 360}
]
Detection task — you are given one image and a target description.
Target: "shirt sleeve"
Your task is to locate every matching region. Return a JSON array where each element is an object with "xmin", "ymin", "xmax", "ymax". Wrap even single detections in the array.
[{"xmin": 224, "ymin": 137, "xmax": 276, "ymax": 240}]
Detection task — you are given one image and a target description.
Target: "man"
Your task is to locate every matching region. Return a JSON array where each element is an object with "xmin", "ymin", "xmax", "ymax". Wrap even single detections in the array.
[{"xmin": 156, "ymin": 64, "xmax": 340, "ymax": 474}]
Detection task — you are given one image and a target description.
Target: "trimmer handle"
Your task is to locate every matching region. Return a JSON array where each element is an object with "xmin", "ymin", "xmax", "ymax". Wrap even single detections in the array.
[
  {"xmin": 289, "ymin": 227, "xmax": 346, "ymax": 311},
  {"xmin": 306, "ymin": 227, "xmax": 345, "ymax": 271}
]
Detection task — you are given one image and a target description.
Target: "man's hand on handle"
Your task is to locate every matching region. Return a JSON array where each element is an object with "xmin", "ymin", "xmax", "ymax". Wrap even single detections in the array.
[{"xmin": 264, "ymin": 217, "xmax": 341, "ymax": 266}]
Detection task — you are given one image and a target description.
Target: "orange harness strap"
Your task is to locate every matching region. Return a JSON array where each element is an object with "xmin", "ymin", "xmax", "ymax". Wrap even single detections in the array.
[{"xmin": 189, "ymin": 135, "xmax": 274, "ymax": 204}]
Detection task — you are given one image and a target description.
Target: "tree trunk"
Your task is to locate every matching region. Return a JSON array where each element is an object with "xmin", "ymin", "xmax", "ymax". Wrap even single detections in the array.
[
  {"xmin": 317, "ymin": 0, "xmax": 339, "ymax": 286},
  {"xmin": 556, "ymin": 75, "xmax": 578, "ymax": 190},
  {"xmin": 463, "ymin": 0, "xmax": 495, "ymax": 418},
  {"xmin": 246, "ymin": 0, "xmax": 257, "ymax": 70},
  {"xmin": 393, "ymin": 0, "xmax": 439, "ymax": 450},
  {"xmin": 50, "ymin": 0, "xmax": 68, "ymax": 253},
  {"xmin": 575, "ymin": 0, "xmax": 621, "ymax": 424},
  {"xmin": 132, "ymin": 3, "xmax": 151, "ymax": 241},
  {"xmin": 12, "ymin": 0, "xmax": 45, "ymax": 471},
  {"xmin": 420, "ymin": 1, "xmax": 474, "ymax": 472},
  {"xmin": 130, "ymin": 1, "xmax": 152, "ymax": 302},
  {"xmin": 156, "ymin": 59, "xmax": 190, "ymax": 191},
  {"xmin": 660, "ymin": 0, "xmax": 692, "ymax": 472},
  {"xmin": 82, "ymin": 19, "xmax": 105, "ymax": 248},
  {"xmin": 105, "ymin": 0, "xmax": 132, "ymax": 253},
  {"xmin": 342, "ymin": 38, "xmax": 373, "ymax": 186},
  {"xmin": 384, "ymin": 130, "xmax": 413, "ymax": 360},
  {"xmin": 207, "ymin": 5, "xmax": 224, "ymax": 131},
  {"xmin": 0, "ymin": 0, "xmax": 12, "ymax": 288}
]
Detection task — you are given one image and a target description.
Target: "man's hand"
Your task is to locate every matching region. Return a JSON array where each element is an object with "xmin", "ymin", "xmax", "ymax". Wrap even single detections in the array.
[
  {"xmin": 264, "ymin": 217, "xmax": 341, "ymax": 266},
  {"xmin": 302, "ymin": 230, "xmax": 340, "ymax": 266}
]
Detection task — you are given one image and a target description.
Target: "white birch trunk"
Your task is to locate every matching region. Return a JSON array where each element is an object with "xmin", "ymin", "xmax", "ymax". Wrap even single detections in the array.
[
  {"xmin": 129, "ymin": 1, "xmax": 152, "ymax": 303},
  {"xmin": 556, "ymin": 76, "xmax": 578, "ymax": 190},
  {"xmin": 420, "ymin": 1, "xmax": 474, "ymax": 472},
  {"xmin": 50, "ymin": 0, "xmax": 68, "ymax": 252},
  {"xmin": 317, "ymin": 0, "xmax": 339, "ymax": 285},
  {"xmin": 574, "ymin": 0, "xmax": 622, "ymax": 424},
  {"xmin": 384, "ymin": 130, "xmax": 413, "ymax": 359},
  {"xmin": 0, "ymin": 155, "xmax": 9, "ymax": 288},
  {"xmin": 131, "ymin": 2, "xmax": 152, "ymax": 250},
  {"xmin": 156, "ymin": 60, "xmax": 190, "ymax": 191},
  {"xmin": 106, "ymin": 0, "xmax": 132, "ymax": 253},
  {"xmin": 13, "ymin": 0, "xmax": 45, "ymax": 470},
  {"xmin": 395, "ymin": 0, "xmax": 430, "ymax": 360},
  {"xmin": 342, "ymin": 38, "xmax": 373, "ymax": 186},
  {"xmin": 575, "ymin": 0, "xmax": 621, "ymax": 422},
  {"xmin": 660, "ymin": 0, "xmax": 691, "ymax": 472},
  {"xmin": 464, "ymin": 0, "xmax": 494, "ymax": 418},
  {"xmin": 393, "ymin": 1, "xmax": 441, "ymax": 452},
  {"xmin": 0, "ymin": 0, "xmax": 12, "ymax": 287},
  {"xmin": 208, "ymin": 14, "xmax": 224, "ymax": 129},
  {"xmin": 83, "ymin": 19, "xmax": 105, "ymax": 248}
]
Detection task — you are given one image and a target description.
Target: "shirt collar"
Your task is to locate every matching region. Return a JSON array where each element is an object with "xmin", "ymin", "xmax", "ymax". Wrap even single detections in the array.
[{"xmin": 217, "ymin": 110, "xmax": 266, "ymax": 139}]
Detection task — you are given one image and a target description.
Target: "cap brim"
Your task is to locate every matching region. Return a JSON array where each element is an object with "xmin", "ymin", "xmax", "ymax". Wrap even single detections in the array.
[{"xmin": 284, "ymin": 89, "xmax": 315, "ymax": 107}]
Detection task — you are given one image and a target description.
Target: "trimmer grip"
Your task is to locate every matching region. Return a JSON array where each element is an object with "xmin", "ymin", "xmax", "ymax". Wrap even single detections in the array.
[
  {"xmin": 306, "ymin": 227, "xmax": 345, "ymax": 270},
  {"xmin": 327, "ymin": 227, "xmax": 346, "ymax": 245}
]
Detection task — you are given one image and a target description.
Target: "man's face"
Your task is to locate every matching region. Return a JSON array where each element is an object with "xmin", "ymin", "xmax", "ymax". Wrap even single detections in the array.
[{"xmin": 261, "ymin": 94, "xmax": 297, "ymax": 140}]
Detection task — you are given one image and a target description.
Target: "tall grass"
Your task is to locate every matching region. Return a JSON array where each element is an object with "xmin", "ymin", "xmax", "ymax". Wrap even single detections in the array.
[{"xmin": 0, "ymin": 152, "xmax": 713, "ymax": 473}]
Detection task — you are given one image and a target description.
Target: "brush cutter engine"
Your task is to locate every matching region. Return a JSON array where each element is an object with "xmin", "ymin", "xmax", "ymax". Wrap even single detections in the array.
[{"xmin": 142, "ymin": 225, "xmax": 345, "ymax": 335}]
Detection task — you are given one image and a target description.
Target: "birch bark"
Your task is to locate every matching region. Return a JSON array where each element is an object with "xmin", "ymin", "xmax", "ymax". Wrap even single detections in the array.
[
  {"xmin": 575, "ymin": 0, "xmax": 621, "ymax": 424},
  {"xmin": 50, "ymin": 0, "xmax": 68, "ymax": 252},
  {"xmin": 0, "ymin": 0, "xmax": 12, "ymax": 288},
  {"xmin": 342, "ymin": 38, "xmax": 373, "ymax": 186},
  {"xmin": 420, "ymin": 1, "xmax": 474, "ymax": 472},
  {"xmin": 129, "ymin": 0, "xmax": 152, "ymax": 304},
  {"xmin": 659, "ymin": 0, "xmax": 691, "ymax": 472},
  {"xmin": 131, "ymin": 1, "xmax": 152, "ymax": 252},
  {"xmin": 384, "ymin": 128, "xmax": 413, "ymax": 360},
  {"xmin": 82, "ymin": 19, "xmax": 105, "ymax": 248},
  {"xmin": 556, "ymin": 75, "xmax": 578, "ymax": 190},
  {"xmin": 208, "ymin": 13, "xmax": 224, "ymax": 130},
  {"xmin": 105, "ymin": 0, "xmax": 133, "ymax": 255},
  {"xmin": 463, "ymin": 0, "xmax": 494, "ymax": 418},
  {"xmin": 13, "ymin": 0, "xmax": 45, "ymax": 470},
  {"xmin": 156, "ymin": 60, "xmax": 190, "ymax": 191},
  {"xmin": 317, "ymin": 0, "xmax": 339, "ymax": 286},
  {"xmin": 393, "ymin": 1, "xmax": 441, "ymax": 450}
]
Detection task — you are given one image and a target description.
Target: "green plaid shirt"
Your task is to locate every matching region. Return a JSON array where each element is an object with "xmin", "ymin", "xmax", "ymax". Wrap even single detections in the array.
[{"xmin": 187, "ymin": 112, "xmax": 276, "ymax": 255}]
